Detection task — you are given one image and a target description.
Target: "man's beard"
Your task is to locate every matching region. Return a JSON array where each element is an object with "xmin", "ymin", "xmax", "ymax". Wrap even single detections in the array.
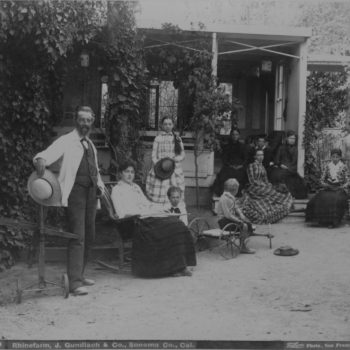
[{"xmin": 78, "ymin": 126, "xmax": 91, "ymax": 136}]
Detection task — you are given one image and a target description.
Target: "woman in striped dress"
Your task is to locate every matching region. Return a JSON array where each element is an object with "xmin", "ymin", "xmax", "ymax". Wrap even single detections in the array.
[
  {"xmin": 146, "ymin": 117, "xmax": 186, "ymax": 204},
  {"xmin": 240, "ymin": 149, "xmax": 293, "ymax": 224}
]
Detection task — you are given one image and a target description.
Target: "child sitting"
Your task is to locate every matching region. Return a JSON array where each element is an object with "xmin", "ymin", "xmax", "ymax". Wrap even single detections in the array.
[
  {"xmin": 164, "ymin": 186, "xmax": 188, "ymax": 226},
  {"xmin": 217, "ymin": 178, "xmax": 255, "ymax": 254}
]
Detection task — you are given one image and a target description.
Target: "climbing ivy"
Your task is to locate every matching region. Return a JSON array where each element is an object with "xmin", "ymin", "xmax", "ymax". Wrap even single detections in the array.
[
  {"xmin": 144, "ymin": 24, "xmax": 239, "ymax": 206},
  {"xmin": 0, "ymin": 0, "xmax": 145, "ymax": 269},
  {"xmin": 304, "ymin": 70, "xmax": 348, "ymax": 192}
]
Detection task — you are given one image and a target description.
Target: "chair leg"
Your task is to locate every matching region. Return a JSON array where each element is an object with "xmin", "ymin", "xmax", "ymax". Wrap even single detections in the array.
[{"xmin": 113, "ymin": 231, "xmax": 124, "ymax": 268}]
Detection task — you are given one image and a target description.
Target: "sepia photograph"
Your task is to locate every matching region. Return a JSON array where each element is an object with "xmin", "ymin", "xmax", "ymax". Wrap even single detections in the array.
[{"xmin": 0, "ymin": 0, "xmax": 350, "ymax": 347}]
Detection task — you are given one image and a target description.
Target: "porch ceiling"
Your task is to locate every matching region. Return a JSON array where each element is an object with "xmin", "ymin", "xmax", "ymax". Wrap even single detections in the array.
[{"xmin": 141, "ymin": 26, "xmax": 306, "ymax": 61}]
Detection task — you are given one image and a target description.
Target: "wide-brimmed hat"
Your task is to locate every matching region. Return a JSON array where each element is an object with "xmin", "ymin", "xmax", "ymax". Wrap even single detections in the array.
[
  {"xmin": 273, "ymin": 245, "xmax": 299, "ymax": 257},
  {"xmin": 154, "ymin": 157, "xmax": 175, "ymax": 180},
  {"xmin": 27, "ymin": 169, "xmax": 62, "ymax": 207}
]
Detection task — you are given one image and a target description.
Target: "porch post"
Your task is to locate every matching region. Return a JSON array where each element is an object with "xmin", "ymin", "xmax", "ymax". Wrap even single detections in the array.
[
  {"xmin": 211, "ymin": 32, "xmax": 218, "ymax": 80},
  {"xmin": 297, "ymin": 40, "xmax": 308, "ymax": 177}
]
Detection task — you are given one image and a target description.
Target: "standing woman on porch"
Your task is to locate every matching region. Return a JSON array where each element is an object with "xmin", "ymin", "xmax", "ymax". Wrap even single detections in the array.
[
  {"xmin": 270, "ymin": 130, "xmax": 308, "ymax": 199},
  {"xmin": 213, "ymin": 128, "xmax": 249, "ymax": 197},
  {"xmin": 146, "ymin": 116, "xmax": 186, "ymax": 204},
  {"xmin": 306, "ymin": 149, "xmax": 350, "ymax": 228}
]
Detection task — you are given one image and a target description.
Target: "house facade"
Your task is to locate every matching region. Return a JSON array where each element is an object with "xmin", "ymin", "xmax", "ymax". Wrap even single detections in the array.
[{"xmin": 56, "ymin": 24, "xmax": 312, "ymax": 205}]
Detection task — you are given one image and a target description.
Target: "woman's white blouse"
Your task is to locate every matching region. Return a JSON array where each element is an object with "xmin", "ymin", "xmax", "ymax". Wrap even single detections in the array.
[
  {"xmin": 111, "ymin": 181, "xmax": 163, "ymax": 218},
  {"xmin": 329, "ymin": 161, "xmax": 342, "ymax": 181}
]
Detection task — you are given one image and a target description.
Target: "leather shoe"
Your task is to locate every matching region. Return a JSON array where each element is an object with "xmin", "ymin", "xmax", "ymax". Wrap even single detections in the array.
[
  {"xmin": 172, "ymin": 268, "xmax": 192, "ymax": 277},
  {"xmin": 241, "ymin": 247, "xmax": 256, "ymax": 254},
  {"xmin": 71, "ymin": 286, "xmax": 88, "ymax": 296},
  {"xmin": 82, "ymin": 278, "xmax": 95, "ymax": 286}
]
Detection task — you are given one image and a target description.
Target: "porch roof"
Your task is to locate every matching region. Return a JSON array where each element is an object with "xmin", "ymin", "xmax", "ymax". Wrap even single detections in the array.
[
  {"xmin": 140, "ymin": 24, "xmax": 311, "ymax": 62},
  {"xmin": 307, "ymin": 54, "xmax": 350, "ymax": 72},
  {"xmin": 139, "ymin": 24, "xmax": 311, "ymax": 43}
]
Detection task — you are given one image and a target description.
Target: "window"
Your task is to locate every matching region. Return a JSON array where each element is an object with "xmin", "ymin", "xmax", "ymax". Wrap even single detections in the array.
[
  {"xmin": 100, "ymin": 81, "xmax": 108, "ymax": 128},
  {"xmin": 274, "ymin": 63, "xmax": 285, "ymax": 130},
  {"xmin": 148, "ymin": 80, "xmax": 178, "ymax": 130}
]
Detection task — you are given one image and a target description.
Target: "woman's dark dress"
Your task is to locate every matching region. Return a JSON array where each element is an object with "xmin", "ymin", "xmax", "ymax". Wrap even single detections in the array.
[
  {"xmin": 270, "ymin": 144, "xmax": 308, "ymax": 199},
  {"xmin": 213, "ymin": 140, "xmax": 249, "ymax": 196},
  {"xmin": 132, "ymin": 217, "xmax": 196, "ymax": 277},
  {"xmin": 306, "ymin": 161, "xmax": 349, "ymax": 226},
  {"xmin": 111, "ymin": 181, "xmax": 196, "ymax": 278}
]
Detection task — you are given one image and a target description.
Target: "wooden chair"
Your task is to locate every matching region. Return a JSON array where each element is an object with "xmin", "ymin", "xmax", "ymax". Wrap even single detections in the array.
[{"xmin": 97, "ymin": 182, "xmax": 140, "ymax": 270}]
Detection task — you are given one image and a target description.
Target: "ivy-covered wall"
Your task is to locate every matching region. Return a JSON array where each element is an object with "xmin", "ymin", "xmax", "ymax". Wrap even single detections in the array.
[{"xmin": 0, "ymin": 0, "xmax": 146, "ymax": 270}]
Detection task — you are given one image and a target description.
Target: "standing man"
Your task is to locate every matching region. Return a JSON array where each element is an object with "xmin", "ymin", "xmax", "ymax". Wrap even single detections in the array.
[{"xmin": 33, "ymin": 106, "xmax": 104, "ymax": 296}]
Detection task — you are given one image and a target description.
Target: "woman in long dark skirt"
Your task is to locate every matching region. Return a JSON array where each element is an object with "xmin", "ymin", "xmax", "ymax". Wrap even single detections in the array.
[
  {"xmin": 270, "ymin": 130, "xmax": 308, "ymax": 199},
  {"xmin": 306, "ymin": 148, "xmax": 350, "ymax": 228},
  {"xmin": 111, "ymin": 160, "xmax": 196, "ymax": 277},
  {"xmin": 213, "ymin": 128, "xmax": 249, "ymax": 197}
]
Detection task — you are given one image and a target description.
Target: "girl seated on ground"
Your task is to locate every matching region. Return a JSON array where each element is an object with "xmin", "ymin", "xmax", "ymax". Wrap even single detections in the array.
[
  {"xmin": 111, "ymin": 160, "xmax": 196, "ymax": 278},
  {"xmin": 270, "ymin": 130, "xmax": 308, "ymax": 199},
  {"xmin": 306, "ymin": 148, "xmax": 350, "ymax": 228},
  {"xmin": 240, "ymin": 149, "xmax": 293, "ymax": 224}
]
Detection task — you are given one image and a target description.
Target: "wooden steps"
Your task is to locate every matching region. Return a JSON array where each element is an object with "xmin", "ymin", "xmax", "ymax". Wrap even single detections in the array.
[{"xmin": 212, "ymin": 195, "xmax": 312, "ymax": 218}]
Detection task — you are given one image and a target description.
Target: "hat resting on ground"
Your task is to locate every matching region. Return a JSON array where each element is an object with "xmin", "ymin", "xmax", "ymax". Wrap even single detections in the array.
[
  {"xmin": 27, "ymin": 169, "xmax": 62, "ymax": 207},
  {"xmin": 273, "ymin": 245, "xmax": 299, "ymax": 256},
  {"xmin": 154, "ymin": 157, "xmax": 175, "ymax": 180}
]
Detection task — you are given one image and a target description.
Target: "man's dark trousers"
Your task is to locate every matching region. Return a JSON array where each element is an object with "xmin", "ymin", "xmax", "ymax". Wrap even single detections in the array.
[
  {"xmin": 66, "ymin": 140, "xmax": 98, "ymax": 291},
  {"xmin": 67, "ymin": 184, "xmax": 96, "ymax": 291}
]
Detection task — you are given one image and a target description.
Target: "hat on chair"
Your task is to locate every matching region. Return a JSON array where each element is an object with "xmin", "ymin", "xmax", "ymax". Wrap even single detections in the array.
[
  {"xmin": 154, "ymin": 157, "xmax": 175, "ymax": 180},
  {"xmin": 27, "ymin": 169, "xmax": 62, "ymax": 207}
]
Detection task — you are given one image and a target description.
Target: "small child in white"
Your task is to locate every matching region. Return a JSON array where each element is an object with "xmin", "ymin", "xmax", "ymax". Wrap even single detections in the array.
[{"xmin": 165, "ymin": 186, "xmax": 188, "ymax": 226}]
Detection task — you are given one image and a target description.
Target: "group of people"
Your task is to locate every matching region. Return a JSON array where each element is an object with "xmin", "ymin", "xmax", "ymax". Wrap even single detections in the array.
[
  {"xmin": 33, "ymin": 109, "xmax": 195, "ymax": 296},
  {"xmin": 213, "ymin": 127, "xmax": 350, "ymax": 231},
  {"xmin": 213, "ymin": 129, "xmax": 304, "ymax": 225},
  {"xmin": 31, "ymin": 105, "xmax": 350, "ymax": 295}
]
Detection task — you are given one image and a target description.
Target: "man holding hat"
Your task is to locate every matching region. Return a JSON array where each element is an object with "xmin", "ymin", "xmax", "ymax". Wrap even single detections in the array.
[{"xmin": 33, "ymin": 106, "xmax": 104, "ymax": 296}]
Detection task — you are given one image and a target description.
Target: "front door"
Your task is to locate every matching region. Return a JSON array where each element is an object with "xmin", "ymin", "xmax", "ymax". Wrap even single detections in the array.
[{"xmin": 233, "ymin": 75, "xmax": 273, "ymax": 140}]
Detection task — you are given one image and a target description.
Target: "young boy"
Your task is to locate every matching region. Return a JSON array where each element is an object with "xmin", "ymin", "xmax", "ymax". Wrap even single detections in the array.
[
  {"xmin": 217, "ymin": 178, "xmax": 255, "ymax": 254},
  {"xmin": 164, "ymin": 186, "xmax": 188, "ymax": 226}
]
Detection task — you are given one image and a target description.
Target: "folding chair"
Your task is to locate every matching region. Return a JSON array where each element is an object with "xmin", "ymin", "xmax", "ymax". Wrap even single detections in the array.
[{"xmin": 189, "ymin": 217, "xmax": 274, "ymax": 259}]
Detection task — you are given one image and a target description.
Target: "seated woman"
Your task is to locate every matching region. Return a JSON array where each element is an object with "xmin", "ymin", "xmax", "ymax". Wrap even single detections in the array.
[
  {"xmin": 306, "ymin": 149, "xmax": 350, "ymax": 228},
  {"xmin": 111, "ymin": 160, "xmax": 196, "ymax": 278},
  {"xmin": 270, "ymin": 130, "xmax": 308, "ymax": 199},
  {"xmin": 213, "ymin": 128, "xmax": 249, "ymax": 197},
  {"xmin": 240, "ymin": 149, "xmax": 293, "ymax": 224}
]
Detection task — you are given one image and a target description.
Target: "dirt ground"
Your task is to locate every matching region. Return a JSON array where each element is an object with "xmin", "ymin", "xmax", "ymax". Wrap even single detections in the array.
[{"xmin": 1, "ymin": 212, "xmax": 350, "ymax": 341}]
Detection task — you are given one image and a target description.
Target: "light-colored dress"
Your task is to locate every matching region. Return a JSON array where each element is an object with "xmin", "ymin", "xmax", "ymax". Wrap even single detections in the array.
[
  {"xmin": 146, "ymin": 132, "xmax": 185, "ymax": 204},
  {"xmin": 111, "ymin": 181, "xmax": 164, "ymax": 218}
]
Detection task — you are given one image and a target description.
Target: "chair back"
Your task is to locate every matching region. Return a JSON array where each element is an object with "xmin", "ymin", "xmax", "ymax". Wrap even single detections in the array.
[{"xmin": 101, "ymin": 182, "xmax": 119, "ymax": 220}]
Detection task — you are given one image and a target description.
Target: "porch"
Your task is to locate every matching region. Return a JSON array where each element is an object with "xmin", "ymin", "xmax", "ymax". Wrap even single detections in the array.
[{"xmin": 55, "ymin": 24, "xmax": 311, "ymax": 206}]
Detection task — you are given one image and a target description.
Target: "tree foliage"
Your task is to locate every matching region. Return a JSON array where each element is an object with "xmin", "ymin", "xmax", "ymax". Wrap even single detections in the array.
[
  {"xmin": 144, "ymin": 23, "xmax": 239, "ymax": 206},
  {"xmin": 103, "ymin": 1, "xmax": 147, "ymax": 173},
  {"xmin": 0, "ymin": 0, "xmax": 145, "ymax": 269},
  {"xmin": 304, "ymin": 70, "xmax": 349, "ymax": 191}
]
